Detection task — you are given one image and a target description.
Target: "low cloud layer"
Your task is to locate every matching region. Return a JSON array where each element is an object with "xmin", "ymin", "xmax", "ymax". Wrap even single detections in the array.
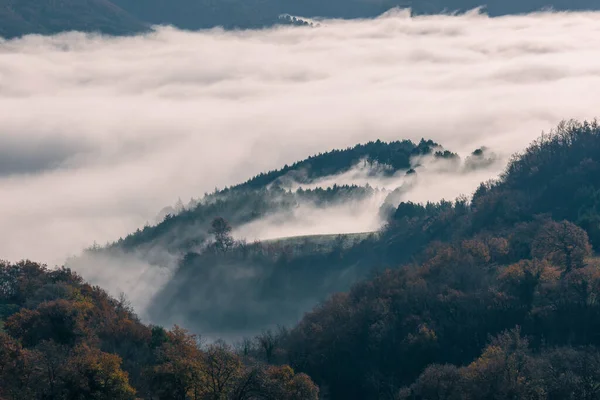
[
  {"xmin": 2, "ymin": 9, "xmax": 600, "ymax": 267},
  {"xmin": 235, "ymin": 153, "xmax": 502, "ymax": 242}
]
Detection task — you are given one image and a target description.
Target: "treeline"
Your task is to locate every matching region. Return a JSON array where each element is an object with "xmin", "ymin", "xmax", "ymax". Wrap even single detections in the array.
[
  {"xmin": 262, "ymin": 120, "xmax": 600, "ymax": 399},
  {"xmin": 110, "ymin": 184, "xmax": 378, "ymax": 254},
  {"xmin": 239, "ymin": 139, "xmax": 446, "ymax": 190},
  {"xmin": 0, "ymin": 261, "xmax": 318, "ymax": 400},
  {"xmin": 281, "ymin": 219, "xmax": 599, "ymax": 399},
  {"xmin": 5, "ymin": 120, "xmax": 600, "ymax": 399},
  {"xmin": 377, "ymin": 119, "xmax": 600, "ymax": 265},
  {"xmin": 401, "ymin": 328, "xmax": 600, "ymax": 400}
]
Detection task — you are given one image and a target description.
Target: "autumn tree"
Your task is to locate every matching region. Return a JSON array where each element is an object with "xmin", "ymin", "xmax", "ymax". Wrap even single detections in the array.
[
  {"xmin": 151, "ymin": 325, "xmax": 204, "ymax": 400},
  {"xmin": 0, "ymin": 332, "xmax": 38, "ymax": 399},
  {"xmin": 498, "ymin": 260, "xmax": 559, "ymax": 305},
  {"xmin": 60, "ymin": 345, "xmax": 136, "ymax": 400},
  {"xmin": 532, "ymin": 220, "xmax": 592, "ymax": 273},
  {"xmin": 462, "ymin": 327, "xmax": 544, "ymax": 399},
  {"xmin": 4, "ymin": 299, "xmax": 91, "ymax": 347},
  {"xmin": 398, "ymin": 364, "xmax": 463, "ymax": 400},
  {"xmin": 231, "ymin": 365, "xmax": 319, "ymax": 400},
  {"xmin": 201, "ymin": 340, "xmax": 243, "ymax": 399},
  {"xmin": 261, "ymin": 365, "xmax": 319, "ymax": 400}
]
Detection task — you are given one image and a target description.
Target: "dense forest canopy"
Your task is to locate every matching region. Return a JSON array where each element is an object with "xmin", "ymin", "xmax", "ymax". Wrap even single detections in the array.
[{"xmin": 0, "ymin": 261, "xmax": 319, "ymax": 400}]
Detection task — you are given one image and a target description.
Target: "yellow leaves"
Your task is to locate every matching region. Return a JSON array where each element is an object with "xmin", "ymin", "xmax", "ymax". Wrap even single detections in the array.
[
  {"xmin": 418, "ymin": 324, "xmax": 438, "ymax": 342},
  {"xmin": 405, "ymin": 323, "xmax": 437, "ymax": 346},
  {"xmin": 423, "ymin": 239, "xmax": 493, "ymax": 278},
  {"xmin": 267, "ymin": 364, "xmax": 295, "ymax": 382},
  {"xmin": 499, "ymin": 263, "xmax": 526, "ymax": 282},
  {"xmin": 264, "ymin": 365, "xmax": 320, "ymax": 400},
  {"xmin": 499, "ymin": 260, "xmax": 559, "ymax": 286},
  {"xmin": 67, "ymin": 344, "xmax": 137, "ymax": 400},
  {"xmin": 152, "ymin": 328, "xmax": 244, "ymax": 400},
  {"xmin": 461, "ymin": 239, "xmax": 491, "ymax": 264}
]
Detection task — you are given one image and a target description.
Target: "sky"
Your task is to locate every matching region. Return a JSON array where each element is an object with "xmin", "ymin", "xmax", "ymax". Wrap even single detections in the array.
[{"xmin": 2, "ymin": 9, "xmax": 600, "ymax": 267}]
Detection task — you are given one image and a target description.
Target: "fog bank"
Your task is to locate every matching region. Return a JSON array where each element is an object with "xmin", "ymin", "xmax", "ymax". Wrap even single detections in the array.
[{"xmin": 2, "ymin": 9, "xmax": 600, "ymax": 267}]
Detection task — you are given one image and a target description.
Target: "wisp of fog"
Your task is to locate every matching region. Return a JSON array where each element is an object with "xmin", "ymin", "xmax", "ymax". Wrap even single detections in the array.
[{"xmin": 2, "ymin": 9, "xmax": 600, "ymax": 282}]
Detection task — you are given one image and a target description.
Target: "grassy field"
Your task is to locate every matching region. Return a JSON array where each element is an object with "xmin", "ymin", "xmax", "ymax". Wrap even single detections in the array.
[{"xmin": 262, "ymin": 231, "xmax": 377, "ymax": 252}]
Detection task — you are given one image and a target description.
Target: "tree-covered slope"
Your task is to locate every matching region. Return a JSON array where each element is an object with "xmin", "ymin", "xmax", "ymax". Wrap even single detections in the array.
[
  {"xmin": 274, "ymin": 120, "xmax": 600, "ymax": 400},
  {"xmin": 109, "ymin": 138, "xmax": 447, "ymax": 255},
  {"xmin": 0, "ymin": 260, "xmax": 319, "ymax": 400}
]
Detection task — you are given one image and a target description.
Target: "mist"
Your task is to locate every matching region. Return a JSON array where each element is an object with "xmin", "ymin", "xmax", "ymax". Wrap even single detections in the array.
[
  {"xmin": 234, "ymin": 150, "xmax": 502, "ymax": 241},
  {"xmin": 3, "ymin": 9, "xmax": 600, "ymax": 275}
]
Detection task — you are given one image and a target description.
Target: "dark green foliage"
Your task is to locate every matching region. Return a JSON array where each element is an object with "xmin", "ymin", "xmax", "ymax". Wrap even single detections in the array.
[{"xmin": 240, "ymin": 139, "xmax": 438, "ymax": 190}]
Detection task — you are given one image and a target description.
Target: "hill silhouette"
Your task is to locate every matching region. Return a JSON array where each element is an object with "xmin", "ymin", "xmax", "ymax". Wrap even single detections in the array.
[
  {"xmin": 0, "ymin": 0, "xmax": 146, "ymax": 38},
  {"xmin": 3, "ymin": 0, "xmax": 600, "ymax": 39}
]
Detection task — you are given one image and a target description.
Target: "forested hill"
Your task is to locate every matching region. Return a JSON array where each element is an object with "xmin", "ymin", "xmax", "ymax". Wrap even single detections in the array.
[
  {"xmin": 0, "ymin": 261, "xmax": 319, "ymax": 399},
  {"xmin": 239, "ymin": 138, "xmax": 442, "ymax": 189},
  {"xmin": 3, "ymin": 0, "xmax": 600, "ymax": 39},
  {"xmin": 108, "ymin": 138, "xmax": 452, "ymax": 254},
  {"xmin": 276, "ymin": 120, "xmax": 600, "ymax": 399}
]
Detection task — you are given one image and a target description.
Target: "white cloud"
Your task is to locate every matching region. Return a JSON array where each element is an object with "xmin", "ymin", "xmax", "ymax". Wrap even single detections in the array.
[{"xmin": 2, "ymin": 9, "xmax": 600, "ymax": 266}]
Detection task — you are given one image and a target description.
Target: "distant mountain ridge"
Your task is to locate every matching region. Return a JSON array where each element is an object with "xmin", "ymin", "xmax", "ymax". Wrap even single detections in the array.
[
  {"xmin": 0, "ymin": 0, "xmax": 147, "ymax": 38},
  {"xmin": 2, "ymin": 0, "xmax": 600, "ymax": 39}
]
